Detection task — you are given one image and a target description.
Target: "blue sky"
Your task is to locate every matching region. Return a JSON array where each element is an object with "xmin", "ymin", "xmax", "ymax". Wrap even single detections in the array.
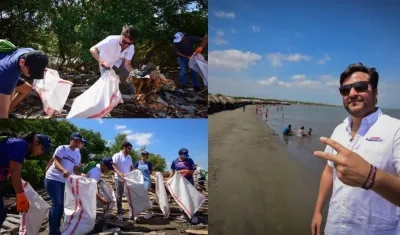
[
  {"xmin": 68, "ymin": 119, "xmax": 208, "ymax": 170},
  {"xmin": 208, "ymin": 0, "xmax": 400, "ymax": 108}
]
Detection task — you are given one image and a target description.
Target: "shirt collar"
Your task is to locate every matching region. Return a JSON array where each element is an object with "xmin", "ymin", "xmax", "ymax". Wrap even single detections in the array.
[{"xmin": 343, "ymin": 108, "xmax": 382, "ymax": 135}]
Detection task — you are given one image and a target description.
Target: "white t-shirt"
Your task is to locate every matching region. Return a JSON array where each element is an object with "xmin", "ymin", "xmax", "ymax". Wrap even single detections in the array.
[
  {"xmin": 94, "ymin": 35, "xmax": 135, "ymax": 68},
  {"xmin": 112, "ymin": 151, "xmax": 133, "ymax": 182},
  {"xmin": 45, "ymin": 145, "xmax": 81, "ymax": 183},
  {"xmin": 87, "ymin": 164, "xmax": 102, "ymax": 182},
  {"xmin": 194, "ymin": 166, "xmax": 202, "ymax": 180}
]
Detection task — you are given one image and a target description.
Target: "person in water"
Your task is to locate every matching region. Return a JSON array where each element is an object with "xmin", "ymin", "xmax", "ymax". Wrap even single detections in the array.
[
  {"xmin": 297, "ymin": 126, "xmax": 307, "ymax": 137},
  {"xmin": 283, "ymin": 125, "xmax": 294, "ymax": 136},
  {"xmin": 308, "ymin": 128, "xmax": 312, "ymax": 135}
]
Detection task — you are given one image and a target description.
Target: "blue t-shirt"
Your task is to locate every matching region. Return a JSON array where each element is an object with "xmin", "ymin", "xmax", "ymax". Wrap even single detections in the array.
[
  {"xmin": 0, "ymin": 48, "xmax": 34, "ymax": 95},
  {"xmin": 171, "ymin": 157, "xmax": 195, "ymax": 183},
  {"xmin": 283, "ymin": 127, "xmax": 290, "ymax": 134},
  {"xmin": 0, "ymin": 137, "xmax": 29, "ymax": 180}
]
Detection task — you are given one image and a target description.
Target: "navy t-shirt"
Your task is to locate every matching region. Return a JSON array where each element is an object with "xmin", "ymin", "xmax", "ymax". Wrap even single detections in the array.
[
  {"xmin": 0, "ymin": 138, "xmax": 29, "ymax": 180},
  {"xmin": 0, "ymin": 48, "xmax": 34, "ymax": 95},
  {"xmin": 172, "ymin": 36, "xmax": 202, "ymax": 58},
  {"xmin": 171, "ymin": 157, "xmax": 195, "ymax": 183}
]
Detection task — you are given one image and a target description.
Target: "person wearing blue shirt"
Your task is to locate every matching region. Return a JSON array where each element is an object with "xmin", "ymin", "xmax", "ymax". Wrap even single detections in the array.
[
  {"xmin": 0, "ymin": 132, "xmax": 51, "ymax": 226},
  {"xmin": 283, "ymin": 124, "xmax": 294, "ymax": 136},
  {"xmin": 0, "ymin": 48, "xmax": 49, "ymax": 118},
  {"xmin": 169, "ymin": 148, "xmax": 198, "ymax": 224},
  {"xmin": 133, "ymin": 151, "xmax": 153, "ymax": 220}
]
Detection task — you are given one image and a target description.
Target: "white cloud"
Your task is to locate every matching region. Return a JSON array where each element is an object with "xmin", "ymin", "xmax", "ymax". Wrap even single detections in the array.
[
  {"xmin": 216, "ymin": 30, "xmax": 224, "ymax": 36},
  {"xmin": 252, "ymin": 25, "xmax": 260, "ymax": 33},
  {"xmin": 214, "ymin": 37, "xmax": 228, "ymax": 45},
  {"xmin": 115, "ymin": 125, "xmax": 126, "ymax": 130},
  {"xmin": 96, "ymin": 118, "xmax": 103, "ymax": 124},
  {"xmin": 231, "ymin": 28, "xmax": 236, "ymax": 33},
  {"xmin": 122, "ymin": 130, "xmax": 133, "ymax": 135},
  {"xmin": 214, "ymin": 11, "xmax": 235, "ymax": 18},
  {"xmin": 320, "ymin": 75, "xmax": 338, "ymax": 87},
  {"xmin": 317, "ymin": 54, "xmax": 331, "ymax": 64},
  {"xmin": 209, "ymin": 49, "xmax": 262, "ymax": 70},
  {"xmin": 126, "ymin": 132, "xmax": 154, "ymax": 146},
  {"xmin": 267, "ymin": 52, "xmax": 311, "ymax": 67},
  {"xmin": 291, "ymin": 74, "xmax": 306, "ymax": 80},
  {"xmin": 257, "ymin": 76, "xmax": 278, "ymax": 86}
]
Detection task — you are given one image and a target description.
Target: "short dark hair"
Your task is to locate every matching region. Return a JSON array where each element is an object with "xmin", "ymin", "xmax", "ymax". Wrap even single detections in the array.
[
  {"xmin": 121, "ymin": 25, "xmax": 139, "ymax": 41},
  {"xmin": 121, "ymin": 141, "xmax": 133, "ymax": 149},
  {"xmin": 339, "ymin": 63, "xmax": 379, "ymax": 89}
]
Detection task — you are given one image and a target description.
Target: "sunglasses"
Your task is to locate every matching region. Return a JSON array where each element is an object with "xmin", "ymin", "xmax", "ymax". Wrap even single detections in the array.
[
  {"xmin": 339, "ymin": 81, "xmax": 370, "ymax": 96},
  {"xmin": 121, "ymin": 39, "xmax": 133, "ymax": 45}
]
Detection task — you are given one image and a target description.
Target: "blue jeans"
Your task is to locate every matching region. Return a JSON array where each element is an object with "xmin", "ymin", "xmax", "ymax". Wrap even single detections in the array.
[
  {"xmin": 45, "ymin": 178, "xmax": 65, "ymax": 235},
  {"xmin": 178, "ymin": 57, "xmax": 198, "ymax": 88},
  {"xmin": 100, "ymin": 63, "xmax": 135, "ymax": 93},
  {"xmin": 0, "ymin": 193, "xmax": 6, "ymax": 227}
]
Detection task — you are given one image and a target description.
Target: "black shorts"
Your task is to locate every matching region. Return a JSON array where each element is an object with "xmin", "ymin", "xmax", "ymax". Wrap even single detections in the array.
[{"xmin": 16, "ymin": 78, "xmax": 26, "ymax": 87}]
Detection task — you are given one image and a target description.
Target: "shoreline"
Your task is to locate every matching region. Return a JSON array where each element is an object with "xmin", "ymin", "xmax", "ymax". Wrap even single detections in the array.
[{"xmin": 209, "ymin": 105, "xmax": 328, "ymax": 234}]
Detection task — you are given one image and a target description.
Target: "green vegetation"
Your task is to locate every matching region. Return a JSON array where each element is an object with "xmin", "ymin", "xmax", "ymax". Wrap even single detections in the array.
[
  {"xmin": 232, "ymin": 96, "xmax": 340, "ymax": 107},
  {"xmin": 0, "ymin": 0, "xmax": 207, "ymax": 72},
  {"xmin": 0, "ymin": 119, "xmax": 167, "ymax": 193}
]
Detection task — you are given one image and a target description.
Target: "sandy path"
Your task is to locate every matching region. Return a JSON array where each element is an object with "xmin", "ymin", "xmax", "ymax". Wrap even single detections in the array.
[{"xmin": 209, "ymin": 105, "xmax": 328, "ymax": 235}]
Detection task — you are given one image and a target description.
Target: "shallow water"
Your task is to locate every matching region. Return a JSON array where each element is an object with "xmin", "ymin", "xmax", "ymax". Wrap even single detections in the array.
[{"xmin": 259, "ymin": 105, "xmax": 400, "ymax": 177}]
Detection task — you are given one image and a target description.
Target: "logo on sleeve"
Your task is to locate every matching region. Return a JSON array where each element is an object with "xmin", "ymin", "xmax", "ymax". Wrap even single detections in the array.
[{"xmin": 366, "ymin": 136, "xmax": 383, "ymax": 142}]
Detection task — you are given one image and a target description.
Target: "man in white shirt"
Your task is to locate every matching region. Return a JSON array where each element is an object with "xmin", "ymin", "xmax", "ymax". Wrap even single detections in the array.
[
  {"xmin": 311, "ymin": 63, "xmax": 400, "ymax": 235},
  {"xmin": 112, "ymin": 141, "xmax": 134, "ymax": 221},
  {"xmin": 44, "ymin": 132, "xmax": 83, "ymax": 235},
  {"xmin": 89, "ymin": 25, "xmax": 139, "ymax": 94}
]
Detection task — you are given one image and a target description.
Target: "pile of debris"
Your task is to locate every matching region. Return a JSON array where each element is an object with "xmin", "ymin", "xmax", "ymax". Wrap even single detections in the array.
[
  {"xmin": 208, "ymin": 93, "xmax": 245, "ymax": 114},
  {"xmin": 12, "ymin": 70, "xmax": 208, "ymax": 118},
  {"xmin": 2, "ymin": 172, "xmax": 208, "ymax": 235}
]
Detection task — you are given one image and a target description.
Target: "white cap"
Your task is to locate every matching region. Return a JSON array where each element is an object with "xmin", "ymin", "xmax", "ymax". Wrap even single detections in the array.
[{"xmin": 173, "ymin": 32, "xmax": 184, "ymax": 43}]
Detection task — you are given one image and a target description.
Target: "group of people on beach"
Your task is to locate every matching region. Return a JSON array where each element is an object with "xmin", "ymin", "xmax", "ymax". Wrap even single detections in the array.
[
  {"xmin": 0, "ymin": 25, "xmax": 208, "ymax": 118},
  {"xmin": 282, "ymin": 124, "xmax": 312, "ymax": 137},
  {"xmin": 0, "ymin": 131, "xmax": 206, "ymax": 234}
]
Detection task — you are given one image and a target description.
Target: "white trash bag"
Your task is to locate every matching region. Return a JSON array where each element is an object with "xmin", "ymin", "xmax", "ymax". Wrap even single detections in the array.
[
  {"xmin": 32, "ymin": 68, "xmax": 73, "ymax": 117},
  {"xmin": 155, "ymin": 172, "xmax": 170, "ymax": 218},
  {"xmin": 19, "ymin": 180, "xmax": 50, "ymax": 235},
  {"xmin": 98, "ymin": 179, "xmax": 116, "ymax": 218},
  {"xmin": 67, "ymin": 70, "xmax": 123, "ymax": 118},
  {"xmin": 61, "ymin": 176, "xmax": 97, "ymax": 235},
  {"xmin": 123, "ymin": 170, "xmax": 151, "ymax": 218},
  {"xmin": 189, "ymin": 54, "xmax": 208, "ymax": 86},
  {"xmin": 166, "ymin": 173, "xmax": 206, "ymax": 219}
]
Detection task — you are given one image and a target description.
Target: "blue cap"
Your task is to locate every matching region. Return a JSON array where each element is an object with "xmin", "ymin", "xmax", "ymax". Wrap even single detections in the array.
[
  {"xmin": 101, "ymin": 157, "xmax": 114, "ymax": 170},
  {"xmin": 82, "ymin": 138, "xmax": 88, "ymax": 145},
  {"xmin": 35, "ymin": 134, "xmax": 51, "ymax": 154},
  {"xmin": 71, "ymin": 132, "xmax": 83, "ymax": 140},
  {"xmin": 141, "ymin": 151, "xmax": 149, "ymax": 156},
  {"xmin": 178, "ymin": 148, "xmax": 189, "ymax": 157}
]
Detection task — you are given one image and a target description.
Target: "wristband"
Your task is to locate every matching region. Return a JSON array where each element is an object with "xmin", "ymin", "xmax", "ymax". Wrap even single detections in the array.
[{"xmin": 361, "ymin": 164, "xmax": 377, "ymax": 190}]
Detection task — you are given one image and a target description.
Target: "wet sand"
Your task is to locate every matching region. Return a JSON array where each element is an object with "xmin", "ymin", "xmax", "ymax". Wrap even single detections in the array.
[{"xmin": 209, "ymin": 105, "xmax": 328, "ymax": 235}]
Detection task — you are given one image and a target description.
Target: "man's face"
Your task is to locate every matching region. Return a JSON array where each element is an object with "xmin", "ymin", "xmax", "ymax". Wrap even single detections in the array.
[
  {"xmin": 341, "ymin": 72, "xmax": 377, "ymax": 118},
  {"xmin": 120, "ymin": 36, "xmax": 133, "ymax": 47},
  {"xmin": 19, "ymin": 59, "xmax": 30, "ymax": 77},
  {"xmin": 123, "ymin": 146, "xmax": 132, "ymax": 154},
  {"xmin": 70, "ymin": 138, "xmax": 82, "ymax": 148}
]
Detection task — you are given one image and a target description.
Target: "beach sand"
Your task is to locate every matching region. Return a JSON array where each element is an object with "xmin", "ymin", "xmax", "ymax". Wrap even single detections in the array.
[{"xmin": 209, "ymin": 105, "xmax": 328, "ymax": 235}]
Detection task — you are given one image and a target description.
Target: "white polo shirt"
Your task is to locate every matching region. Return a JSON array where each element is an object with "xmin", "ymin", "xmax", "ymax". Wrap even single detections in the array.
[
  {"xmin": 325, "ymin": 108, "xmax": 400, "ymax": 234},
  {"xmin": 94, "ymin": 35, "xmax": 135, "ymax": 68},
  {"xmin": 45, "ymin": 145, "xmax": 81, "ymax": 183},
  {"xmin": 112, "ymin": 151, "xmax": 133, "ymax": 182},
  {"xmin": 86, "ymin": 164, "xmax": 102, "ymax": 182}
]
